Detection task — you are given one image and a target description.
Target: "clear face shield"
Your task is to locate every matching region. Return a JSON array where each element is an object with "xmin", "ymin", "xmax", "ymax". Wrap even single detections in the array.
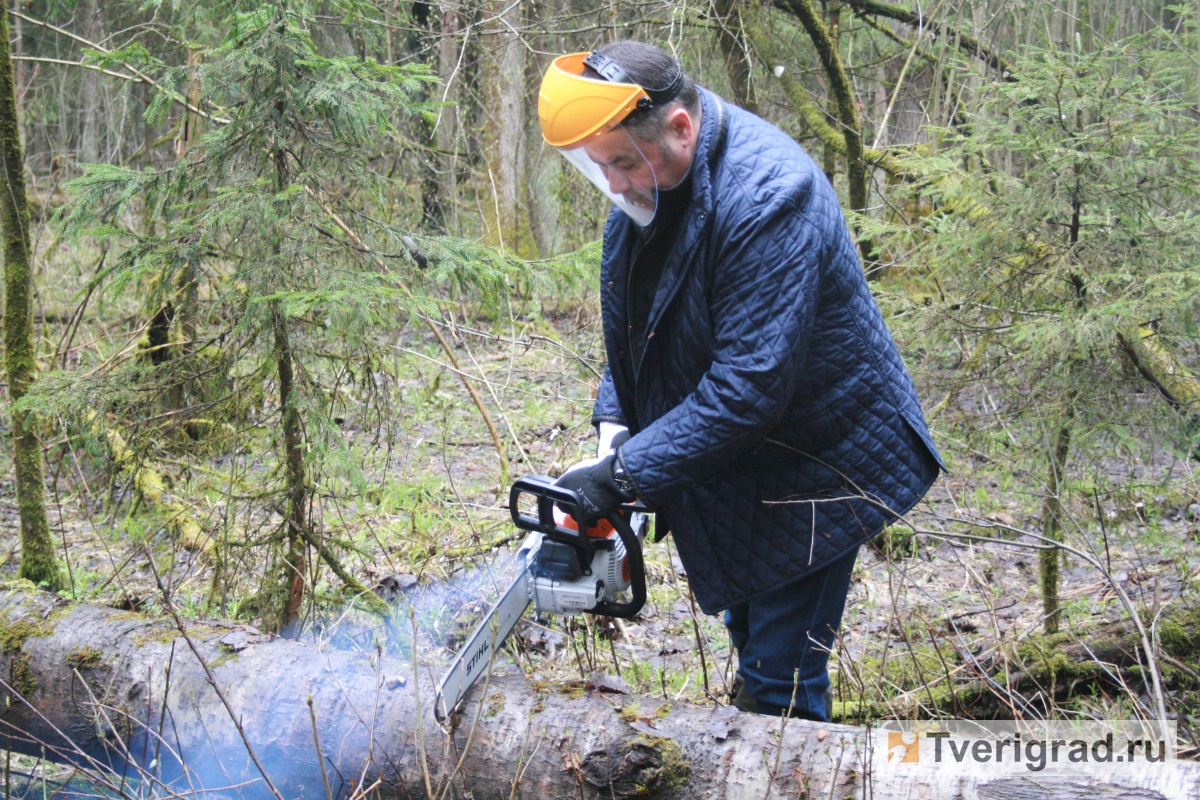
[
  {"xmin": 558, "ymin": 131, "xmax": 659, "ymax": 228},
  {"xmin": 539, "ymin": 51, "xmax": 684, "ymax": 228}
]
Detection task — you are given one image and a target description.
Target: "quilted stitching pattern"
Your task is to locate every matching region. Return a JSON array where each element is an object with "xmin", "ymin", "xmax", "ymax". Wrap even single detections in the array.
[{"xmin": 593, "ymin": 90, "xmax": 943, "ymax": 614}]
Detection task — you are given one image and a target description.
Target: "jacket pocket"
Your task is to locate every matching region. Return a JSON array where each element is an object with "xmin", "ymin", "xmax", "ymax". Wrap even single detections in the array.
[
  {"xmin": 900, "ymin": 408, "xmax": 947, "ymax": 472},
  {"xmin": 740, "ymin": 405, "xmax": 849, "ymax": 467}
]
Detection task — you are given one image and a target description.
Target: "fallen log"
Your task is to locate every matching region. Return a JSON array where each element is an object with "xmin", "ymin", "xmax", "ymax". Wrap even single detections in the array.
[
  {"xmin": 0, "ymin": 585, "xmax": 1197, "ymax": 799},
  {"xmin": 837, "ymin": 603, "xmax": 1200, "ymax": 722}
]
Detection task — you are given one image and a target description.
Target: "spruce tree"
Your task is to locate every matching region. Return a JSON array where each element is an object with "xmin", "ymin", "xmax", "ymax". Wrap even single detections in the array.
[
  {"xmin": 888, "ymin": 32, "xmax": 1200, "ymax": 632},
  {"xmin": 55, "ymin": 0, "xmax": 453, "ymax": 632}
]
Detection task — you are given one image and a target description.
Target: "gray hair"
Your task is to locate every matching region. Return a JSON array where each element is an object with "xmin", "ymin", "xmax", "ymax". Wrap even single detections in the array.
[{"xmin": 583, "ymin": 40, "xmax": 700, "ymax": 142}]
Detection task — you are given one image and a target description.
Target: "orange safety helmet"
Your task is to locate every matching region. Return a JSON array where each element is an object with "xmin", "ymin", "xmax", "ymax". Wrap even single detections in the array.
[{"xmin": 538, "ymin": 52, "xmax": 651, "ymax": 148}]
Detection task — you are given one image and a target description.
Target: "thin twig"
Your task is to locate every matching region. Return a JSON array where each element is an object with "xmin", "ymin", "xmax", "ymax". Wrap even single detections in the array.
[
  {"xmin": 11, "ymin": 55, "xmax": 135, "ymax": 82},
  {"xmin": 764, "ymin": 669, "xmax": 801, "ymax": 799},
  {"xmin": 307, "ymin": 696, "xmax": 334, "ymax": 800},
  {"xmin": 507, "ymin": 715, "xmax": 543, "ymax": 800},
  {"xmin": 412, "ymin": 610, "xmax": 434, "ymax": 799},
  {"xmin": 8, "ymin": 9, "xmax": 229, "ymax": 123}
]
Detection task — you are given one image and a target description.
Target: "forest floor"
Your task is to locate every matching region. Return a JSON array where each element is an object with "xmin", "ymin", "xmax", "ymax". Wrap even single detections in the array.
[{"xmin": 1, "ymin": 290, "xmax": 1198, "ymax": 759}]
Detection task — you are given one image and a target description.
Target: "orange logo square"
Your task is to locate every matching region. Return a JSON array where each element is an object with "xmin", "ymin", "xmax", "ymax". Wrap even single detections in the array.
[{"xmin": 887, "ymin": 731, "xmax": 919, "ymax": 763}]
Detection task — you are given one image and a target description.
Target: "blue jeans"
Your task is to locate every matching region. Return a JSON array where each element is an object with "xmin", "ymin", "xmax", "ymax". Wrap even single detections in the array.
[{"xmin": 724, "ymin": 546, "xmax": 859, "ymax": 721}]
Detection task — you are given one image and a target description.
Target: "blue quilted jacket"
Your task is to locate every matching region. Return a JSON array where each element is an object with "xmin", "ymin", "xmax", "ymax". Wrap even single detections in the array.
[{"xmin": 593, "ymin": 89, "xmax": 943, "ymax": 614}]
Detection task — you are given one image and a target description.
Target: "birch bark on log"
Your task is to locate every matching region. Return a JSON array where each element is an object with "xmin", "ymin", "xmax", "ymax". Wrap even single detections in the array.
[{"xmin": 0, "ymin": 587, "xmax": 1196, "ymax": 799}]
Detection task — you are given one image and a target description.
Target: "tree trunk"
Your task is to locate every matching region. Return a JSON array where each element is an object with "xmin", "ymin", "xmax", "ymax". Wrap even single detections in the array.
[
  {"xmin": 1039, "ymin": 418, "xmax": 1072, "ymax": 635},
  {"xmin": 782, "ymin": 0, "xmax": 866, "ymax": 211},
  {"xmin": 713, "ymin": 0, "xmax": 757, "ymax": 113},
  {"xmin": 266, "ymin": 83, "xmax": 309, "ymax": 636},
  {"xmin": 0, "ymin": 8, "xmax": 61, "ymax": 590},
  {"xmin": 435, "ymin": 0, "xmax": 461, "ymax": 234},
  {"xmin": 272, "ymin": 302, "xmax": 309, "ymax": 636},
  {"xmin": 780, "ymin": 0, "xmax": 880, "ymax": 274},
  {"xmin": 408, "ymin": 1, "xmax": 446, "ymax": 233},
  {"xmin": 78, "ymin": 0, "xmax": 102, "ymax": 165},
  {"xmin": 158, "ymin": 49, "xmax": 204, "ymax": 413},
  {"xmin": 478, "ymin": 0, "xmax": 525, "ymax": 252},
  {"xmin": 0, "ymin": 589, "xmax": 1197, "ymax": 800},
  {"xmin": 176, "ymin": 49, "xmax": 205, "ymax": 161}
]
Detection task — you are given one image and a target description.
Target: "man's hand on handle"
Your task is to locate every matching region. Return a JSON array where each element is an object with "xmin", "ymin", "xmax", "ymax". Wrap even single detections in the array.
[{"xmin": 554, "ymin": 453, "xmax": 635, "ymax": 526}]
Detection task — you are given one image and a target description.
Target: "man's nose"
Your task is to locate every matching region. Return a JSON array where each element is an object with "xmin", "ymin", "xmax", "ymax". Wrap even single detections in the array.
[{"xmin": 605, "ymin": 169, "xmax": 631, "ymax": 194}]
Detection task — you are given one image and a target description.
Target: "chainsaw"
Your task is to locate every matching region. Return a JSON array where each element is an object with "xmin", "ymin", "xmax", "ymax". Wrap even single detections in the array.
[{"xmin": 434, "ymin": 474, "xmax": 650, "ymax": 719}]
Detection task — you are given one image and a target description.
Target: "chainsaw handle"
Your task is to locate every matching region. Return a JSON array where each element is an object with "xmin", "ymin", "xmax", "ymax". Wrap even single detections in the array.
[
  {"xmin": 509, "ymin": 475, "xmax": 590, "ymax": 539},
  {"xmin": 591, "ymin": 509, "xmax": 646, "ymax": 619}
]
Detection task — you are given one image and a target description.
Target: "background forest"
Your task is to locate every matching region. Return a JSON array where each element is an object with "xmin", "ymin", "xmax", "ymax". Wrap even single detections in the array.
[{"xmin": 2, "ymin": 0, "xmax": 1200, "ymax": 789}]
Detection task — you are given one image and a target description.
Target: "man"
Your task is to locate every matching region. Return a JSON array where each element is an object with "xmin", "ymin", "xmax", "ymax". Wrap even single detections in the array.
[{"xmin": 540, "ymin": 41, "xmax": 942, "ymax": 721}]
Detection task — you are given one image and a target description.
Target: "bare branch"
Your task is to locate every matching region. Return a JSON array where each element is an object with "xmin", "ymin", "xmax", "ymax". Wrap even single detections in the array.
[
  {"xmin": 8, "ymin": 8, "xmax": 230, "ymax": 124},
  {"xmin": 833, "ymin": 0, "xmax": 1015, "ymax": 78}
]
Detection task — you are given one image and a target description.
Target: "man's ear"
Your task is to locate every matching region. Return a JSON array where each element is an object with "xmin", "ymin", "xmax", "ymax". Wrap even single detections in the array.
[{"xmin": 664, "ymin": 106, "xmax": 695, "ymax": 145}]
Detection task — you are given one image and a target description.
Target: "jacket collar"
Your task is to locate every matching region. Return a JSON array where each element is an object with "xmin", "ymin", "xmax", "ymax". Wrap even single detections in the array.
[
  {"xmin": 689, "ymin": 88, "xmax": 728, "ymax": 216},
  {"xmin": 598, "ymin": 89, "xmax": 729, "ymax": 379},
  {"xmin": 640, "ymin": 89, "xmax": 726, "ymax": 321}
]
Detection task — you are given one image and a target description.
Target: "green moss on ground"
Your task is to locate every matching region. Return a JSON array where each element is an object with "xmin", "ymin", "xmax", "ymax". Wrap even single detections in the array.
[
  {"xmin": 207, "ymin": 650, "xmax": 238, "ymax": 669},
  {"xmin": 1153, "ymin": 605, "xmax": 1200, "ymax": 658},
  {"xmin": 134, "ymin": 626, "xmax": 182, "ymax": 646},
  {"xmin": 134, "ymin": 623, "xmax": 222, "ymax": 647},
  {"xmin": 1017, "ymin": 636, "xmax": 1111, "ymax": 684}
]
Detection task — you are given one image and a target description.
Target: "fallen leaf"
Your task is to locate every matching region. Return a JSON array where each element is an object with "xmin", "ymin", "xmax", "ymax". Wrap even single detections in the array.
[
  {"xmin": 630, "ymin": 720, "xmax": 659, "ymax": 736},
  {"xmin": 586, "ymin": 671, "xmax": 630, "ymax": 694},
  {"xmin": 708, "ymin": 705, "xmax": 741, "ymax": 742}
]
